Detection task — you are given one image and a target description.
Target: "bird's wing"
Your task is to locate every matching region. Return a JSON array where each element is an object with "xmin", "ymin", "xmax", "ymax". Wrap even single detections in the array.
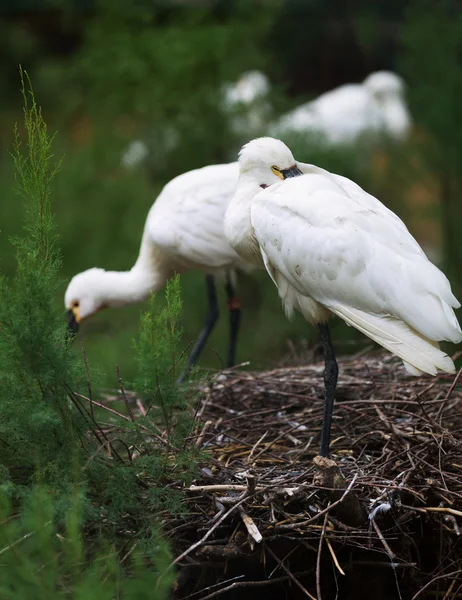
[
  {"xmin": 309, "ymin": 84, "xmax": 371, "ymax": 115},
  {"xmin": 311, "ymin": 85, "xmax": 383, "ymax": 143},
  {"xmin": 297, "ymin": 161, "xmax": 425, "ymax": 256},
  {"xmin": 251, "ymin": 174, "xmax": 461, "ymax": 344},
  {"xmin": 147, "ymin": 163, "xmax": 241, "ymax": 269}
]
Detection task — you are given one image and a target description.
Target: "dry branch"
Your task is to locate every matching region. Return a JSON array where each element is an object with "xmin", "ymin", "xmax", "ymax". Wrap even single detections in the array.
[{"xmin": 98, "ymin": 352, "xmax": 462, "ymax": 599}]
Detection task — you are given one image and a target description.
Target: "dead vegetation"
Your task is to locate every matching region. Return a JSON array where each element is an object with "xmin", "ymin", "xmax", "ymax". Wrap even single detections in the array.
[{"xmin": 102, "ymin": 352, "xmax": 462, "ymax": 599}]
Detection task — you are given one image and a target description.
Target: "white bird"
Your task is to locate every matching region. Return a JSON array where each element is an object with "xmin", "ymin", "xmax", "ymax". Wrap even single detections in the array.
[
  {"xmin": 224, "ymin": 137, "xmax": 461, "ymax": 457},
  {"xmin": 270, "ymin": 71, "xmax": 411, "ymax": 146},
  {"xmin": 120, "ymin": 70, "xmax": 271, "ymax": 170},
  {"xmin": 222, "ymin": 70, "xmax": 271, "ymax": 136},
  {"xmin": 120, "ymin": 140, "xmax": 150, "ymax": 170},
  {"xmin": 65, "ymin": 161, "xmax": 245, "ymax": 381},
  {"xmin": 120, "ymin": 127, "xmax": 180, "ymax": 171},
  {"xmin": 222, "ymin": 70, "xmax": 270, "ymax": 108}
]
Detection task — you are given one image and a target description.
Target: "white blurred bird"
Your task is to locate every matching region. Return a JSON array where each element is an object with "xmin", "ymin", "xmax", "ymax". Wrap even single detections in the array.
[
  {"xmin": 222, "ymin": 70, "xmax": 271, "ymax": 136},
  {"xmin": 120, "ymin": 70, "xmax": 271, "ymax": 170},
  {"xmin": 120, "ymin": 140, "xmax": 150, "ymax": 169},
  {"xmin": 270, "ymin": 71, "xmax": 411, "ymax": 146},
  {"xmin": 224, "ymin": 137, "xmax": 461, "ymax": 456},
  {"xmin": 120, "ymin": 127, "xmax": 180, "ymax": 171},
  {"xmin": 65, "ymin": 161, "xmax": 245, "ymax": 381}
]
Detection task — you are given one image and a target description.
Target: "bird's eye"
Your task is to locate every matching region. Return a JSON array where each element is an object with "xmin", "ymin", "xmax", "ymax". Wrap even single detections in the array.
[
  {"xmin": 71, "ymin": 301, "xmax": 80, "ymax": 308},
  {"xmin": 260, "ymin": 184, "xmax": 268, "ymax": 189}
]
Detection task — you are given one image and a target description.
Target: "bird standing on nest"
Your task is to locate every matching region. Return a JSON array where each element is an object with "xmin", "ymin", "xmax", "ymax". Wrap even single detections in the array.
[
  {"xmin": 224, "ymin": 137, "xmax": 461, "ymax": 457},
  {"xmin": 65, "ymin": 161, "xmax": 246, "ymax": 382}
]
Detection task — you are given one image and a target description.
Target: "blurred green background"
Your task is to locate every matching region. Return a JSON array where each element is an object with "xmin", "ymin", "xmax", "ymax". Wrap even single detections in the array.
[{"xmin": 1, "ymin": 0, "xmax": 461, "ymax": 387}]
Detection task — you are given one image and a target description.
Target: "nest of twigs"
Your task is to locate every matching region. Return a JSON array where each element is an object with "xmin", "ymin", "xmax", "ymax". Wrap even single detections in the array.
[{"xmin": 168, "ymin": 351, "xmax": 462, "ymax": 600}]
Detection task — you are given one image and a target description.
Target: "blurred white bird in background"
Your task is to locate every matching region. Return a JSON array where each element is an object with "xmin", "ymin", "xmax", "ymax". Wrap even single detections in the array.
[
  {"xmin": 224, "ymin": 137, "xmax": 461, "ymax": 457},
  {"xmin": 120, "ymin": 126, "xmax": 180, "ymax": 171},
  {"xmin": 120, "ymin": 70, "xmax": 271, "ymax": 170},
  {"xmin": 65, "ymin": 161, "xmax": 246, "ymax": 382},
  {"xmin": 120, "ymin": 139, "xmax": 150, "ymax": 170},
  {"xmin": 222, "ymin": 70, "xmax": 271, "ymax": 137},
  {"xmin": 222, "ymin": 70, "xmax": 270, "ymax": 108},
  {"xmin": 270, "ymin": 71, "xmax": 412, "ymax": 146}
]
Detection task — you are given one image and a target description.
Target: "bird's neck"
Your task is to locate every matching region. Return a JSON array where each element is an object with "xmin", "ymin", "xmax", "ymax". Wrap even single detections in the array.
[
  {"xmin": 224, "ymin": 174, "xmax": 263, "ymax": 267},
  {"xmin": 98, "ymin": 267, "xmax": 163, "ymax": 308},
  {"xmin": 101, "ymin": 232, "xmax": 168, "ymax": 308}
]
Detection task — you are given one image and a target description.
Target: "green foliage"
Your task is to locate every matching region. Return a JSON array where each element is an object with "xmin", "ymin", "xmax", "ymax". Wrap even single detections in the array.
[
  {"xmin": 0, "ymin": 70, "xmax": 195, "ymax": 598},
  {"xmin": 0, "ymin": 1, "xmax": 444, "ymax": 392},
  {"xmin": 133, "ymin": 276, "xmax": 188, "ymax": 442},
  {"xmin": 82, "ymin": 276, "xmax": 199, "ymax": 529},
  {"xmin": 0, "ymin": 69, "xmax": 88, "ymax": 492},
  {"xmin": 0, "ymin": 2, "xmax": 307, "ymax": 389},
  {"xmin": 401, "ymin": 0, "xmax": 462, "ymax": 296},
  {"xmin": 133, "ymin": 275, "xmax": 200, "ymax": 470},
  {"xmin": 0, "ymin": 69, "xmax": 198, "ymax": 522},
  {"xmin": 402, "ymin": 0, "xmax": 462, "ymax": 172},
  {"xmin": 72, "ymin": 0, "xmax": 273, "ymax": 117},
  {"xmin": 44, "ymin": 0, "xmax": 280, "ymax": 175},
  {"xmin": 0, "ymin": 487, "xmax": 174, "ymax": 600}
]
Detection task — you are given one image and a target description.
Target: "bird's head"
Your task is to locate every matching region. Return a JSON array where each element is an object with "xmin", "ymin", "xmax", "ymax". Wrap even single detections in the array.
[
  {"xmin": 238, "ymin": 137, "xmax": 302, "ymax": 186},
  {"xmin": 64, "ymin": 268, "xmax": 108, "ymax": 334},
  {"xmin": 363, "ymin": 71, "xmax": 406, "ymax": 102}
]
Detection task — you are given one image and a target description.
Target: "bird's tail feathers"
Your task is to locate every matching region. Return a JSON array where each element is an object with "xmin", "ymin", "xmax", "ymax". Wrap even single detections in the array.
[
  {"xmin": 330, "ymin": 304, "xmax": 456, "ymax": 376},
  {"xmin": 441, "ymin": 298, "xmax": 462, "ymax": 337}
]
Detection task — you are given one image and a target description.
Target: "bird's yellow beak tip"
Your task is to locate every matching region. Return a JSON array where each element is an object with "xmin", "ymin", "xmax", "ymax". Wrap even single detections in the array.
[{"xmin": 72, "ymin": 306, "xmax": 81, "ymax": 323}]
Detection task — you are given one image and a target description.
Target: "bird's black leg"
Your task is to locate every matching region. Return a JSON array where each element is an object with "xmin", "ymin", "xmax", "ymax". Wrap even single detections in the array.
[
  {"xmin": 318, "ymin": 322, "xmax": 339, "ymax": 457},
  {"xmin": 177, "ymin": 274, "xmax": 219, "ymax": 383},
  {"xmin": 224, "ymin": 274, "xmax": 241, "ymax": 368}
]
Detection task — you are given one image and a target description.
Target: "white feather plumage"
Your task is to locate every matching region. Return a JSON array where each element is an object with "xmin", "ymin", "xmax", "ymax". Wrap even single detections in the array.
[
  {"xmin": 225, "ymin": 137, "xmax": 461, "ymax": 377},
  {"xmin": 65, "ymin": 162, "xmax": 244, "ymax": 322},
  {"xmin": 269, "ymin": 71, "xmax": 412, "ymax": 145}
]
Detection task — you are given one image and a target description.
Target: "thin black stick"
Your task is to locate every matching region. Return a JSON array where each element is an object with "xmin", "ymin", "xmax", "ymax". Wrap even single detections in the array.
[
  {"xmin": 411, "ymin": 569, "xmax": 462, "ymax": 600},
  {"xmin": 266, "ymin": 546, "xmax": 316, "ymax": 600},
  {"xmin": 436, "ymin": 367, "xmax": 462, "ymax": 421},
  {"xmin": 316, "ymin": 511, "xmax": 329, "ymax": 600},
  {"xmin": 183, "ymin": 571, "xmax": 315, "ymax": 600},
  {"xmin": 116, "ymin": 364, "xmax": 135, "ymax": 422},
  {"xmin": 81, "ymin": 343, "xmax": 93, "ymax": 417}
]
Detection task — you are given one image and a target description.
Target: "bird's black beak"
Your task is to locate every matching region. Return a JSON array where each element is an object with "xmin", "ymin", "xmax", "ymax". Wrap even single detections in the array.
[
  {"xmin": 67, "ymin": 308, "xmax": 80, "ymax": 337},
  {"xmin": 281, "ymin": 165, "xmax": 303, "ymax": 179}
]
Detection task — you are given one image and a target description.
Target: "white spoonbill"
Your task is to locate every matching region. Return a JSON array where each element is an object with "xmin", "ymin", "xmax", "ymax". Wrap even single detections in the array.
[
  {"xmin": 224, "ymin": 137, "xmax": 461, "ymax": 457},
  {"xmin": 270, "ymin": 71, "xmax": 411, "ymax": 146},
  {"xmin": 222, "ymin": 70, "xmax": 270, "ymax": 108},
  {"xmin": 120, "ymin": 70, "xmax": 271, "ymax": 170},
  {"xmin": 65, "ymin": 161, "xmax": 245, "ymax": 381},
  {"xmin": 222, "ymin": 70, "xmax": 271, "ymax": 136}
]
